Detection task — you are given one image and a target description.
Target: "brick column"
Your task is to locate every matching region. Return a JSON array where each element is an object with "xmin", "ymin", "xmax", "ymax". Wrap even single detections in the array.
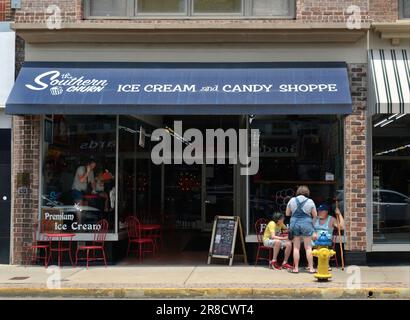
[
  {"xmin": 344, "ymin": 64, "xmax": 368, "ymax": 265},
  {"xmin": 11, "ymin": 115, "xmax": 41, "ymax": 264}
]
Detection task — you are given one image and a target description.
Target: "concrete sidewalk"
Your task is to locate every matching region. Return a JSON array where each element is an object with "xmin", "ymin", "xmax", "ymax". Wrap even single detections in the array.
[{"xmin": 0, "ymin": 264, "xmax": 409, "ymax": 299}]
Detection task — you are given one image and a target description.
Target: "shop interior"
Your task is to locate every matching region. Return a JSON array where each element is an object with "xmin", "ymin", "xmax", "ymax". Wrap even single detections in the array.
[
  {"xmin": 41, "ymin": 114, "xmax": 346, "ymax": 265},
  {"xmin": 372, "ymin": 114, "xmax": 410, "ymax": 244}
]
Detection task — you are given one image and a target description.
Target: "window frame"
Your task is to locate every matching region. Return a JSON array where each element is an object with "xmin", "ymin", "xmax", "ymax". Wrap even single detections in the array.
[
  {"xmin": 84, "ymin": 0, "xmax": 296, "ymax": 19},
  {"xmin": 399, "ymin": 0, "xmax": 410, "ymax": 19}
]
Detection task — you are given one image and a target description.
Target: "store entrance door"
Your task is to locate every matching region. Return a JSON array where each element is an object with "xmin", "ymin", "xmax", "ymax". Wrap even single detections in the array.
[
  {"xmin": 202, "ymin": 164, "xmax": 234, "ymax": 231},
  {"xmin": 0, "ymin": 129, "xmax": 11, "ymax": 264}
]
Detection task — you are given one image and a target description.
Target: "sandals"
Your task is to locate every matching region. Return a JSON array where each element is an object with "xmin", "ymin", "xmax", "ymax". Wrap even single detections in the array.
[{"xmin": 289, "ymin": 269, "xmax": 299, "ymax": 274}]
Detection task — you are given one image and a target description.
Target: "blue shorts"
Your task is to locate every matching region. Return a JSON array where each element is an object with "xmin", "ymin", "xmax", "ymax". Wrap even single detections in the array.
[
  {"xmin": 290, "ymin": 218, "xmax": 314, "ymax": 237},
  {"xmin": 71, "ymin": 189, "xmax": 84, "ymax": 203}
]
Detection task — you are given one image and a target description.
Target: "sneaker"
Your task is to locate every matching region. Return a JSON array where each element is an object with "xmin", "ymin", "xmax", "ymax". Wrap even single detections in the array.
[
  {"xmin": 282, "ymin": 263, "xmax": 293, "ymax": 270},
  {"xmin": 270, "ymin": 261, "xmax": 282, "ymax": 270}
]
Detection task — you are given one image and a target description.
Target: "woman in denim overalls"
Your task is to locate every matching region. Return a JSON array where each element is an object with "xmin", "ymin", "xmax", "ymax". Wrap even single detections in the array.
[{"xmin": 286, "ymin": 185, "xmax": 317, "ymax": 274}]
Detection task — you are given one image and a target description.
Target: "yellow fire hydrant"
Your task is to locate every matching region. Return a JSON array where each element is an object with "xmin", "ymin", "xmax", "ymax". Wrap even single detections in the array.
[{"xmin": 312, "ymin": 247, "xmax": 335, "ymax": 281}]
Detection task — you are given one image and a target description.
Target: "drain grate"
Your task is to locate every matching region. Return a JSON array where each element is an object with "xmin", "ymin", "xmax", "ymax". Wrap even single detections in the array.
[{"xmin": 9, "ymin": 277, "xmax": 30, "ymax": 280}]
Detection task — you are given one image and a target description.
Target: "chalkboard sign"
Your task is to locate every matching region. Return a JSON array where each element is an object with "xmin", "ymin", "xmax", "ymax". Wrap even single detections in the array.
[{"xmin": 207, "ymin": 216, "xmax": 247, "ymax": 266}]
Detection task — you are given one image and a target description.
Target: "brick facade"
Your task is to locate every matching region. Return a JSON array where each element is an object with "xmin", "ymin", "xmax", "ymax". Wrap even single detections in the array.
[
  {"xmin": 344, "ymin": 64, "xmax": 368, "ymax": 255},
  {"xmin": 0, "ymin": 0, "xmax": 11, "ymax": 21},
  {"xmin": 8, "ymin": 1, "xmax": 403, "ymax": 264},
  {"xmin": 11, "ymin": 116, "xmax": 41, "ymax": 264},
  {"xmin": 11, "ymin": 0, "xmax": 399, "ymax": 24}
]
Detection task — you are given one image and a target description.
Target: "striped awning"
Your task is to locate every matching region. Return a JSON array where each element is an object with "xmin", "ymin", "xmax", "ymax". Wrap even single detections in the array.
[{"xmin": 369, "ymin": 49, "xmax": 410, "ymax": 114}]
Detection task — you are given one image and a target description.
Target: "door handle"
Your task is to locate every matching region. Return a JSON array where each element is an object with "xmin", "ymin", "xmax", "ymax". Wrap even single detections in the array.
[{"xmin": 2, "ymin": 196, "xmax": 7, "ymax": 201}]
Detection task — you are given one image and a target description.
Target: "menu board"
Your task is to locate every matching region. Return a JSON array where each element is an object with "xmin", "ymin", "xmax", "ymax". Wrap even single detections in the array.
[{"xmin": 208, "ymin": 216, "xmax": 247, "ymax": 266}]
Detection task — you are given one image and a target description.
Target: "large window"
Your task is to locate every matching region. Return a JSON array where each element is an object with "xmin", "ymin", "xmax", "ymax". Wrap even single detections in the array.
[
  {"xmin": 41, "ymin": 115, "xmax": 117, "ymax": 235},
  {"xmin": 248, "ymin": 115, "xmax": 344, "ymax": 235},
  {"xmin": 372, "ymin": 114, "xmax": 410, "ymax": 244},
  {"xmin": 85, "ymin": 0, "xmax": 296, "ymax": 18},
  {"xmin": 117, "ymin": 116, "xmax": 161, "ymax": 231},
  {"xmin": 400, "ymin": 0, "xmax": 410, "ymax": 19}
]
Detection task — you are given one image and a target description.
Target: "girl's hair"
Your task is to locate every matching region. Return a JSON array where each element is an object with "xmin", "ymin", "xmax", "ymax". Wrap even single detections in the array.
[
  {"xmin": 296, "ymin": 185, "xmax": 310, "ymax": 197},
  {"xmin": 272, "ymin": 212, "xmax": 284, "ymax": 223}
]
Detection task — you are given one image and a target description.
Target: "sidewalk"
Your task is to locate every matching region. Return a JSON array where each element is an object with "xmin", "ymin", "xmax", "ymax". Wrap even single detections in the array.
[{"xmin": 0, "ymin": 264, "xmax": 409, "ymax": 299}]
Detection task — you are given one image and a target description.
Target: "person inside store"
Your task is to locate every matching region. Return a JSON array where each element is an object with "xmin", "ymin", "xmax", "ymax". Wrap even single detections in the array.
[
  {"xmin": 286, "ymin": 185, "xmax": 317, "ymax": 274},
  {"xmin": 94, "ymin": 169, "xmax": 114, "ymax": 212},
  {"xmin": 312, "ymin": 203, "xmax": 345, "ymax": 270},
  {"xmin": 263, "ymin": 212, "xmax": 293, "ymax": 270},
  {"xmin": 71, "ymin": 159, "xmax": 96, "ymax": 205}
]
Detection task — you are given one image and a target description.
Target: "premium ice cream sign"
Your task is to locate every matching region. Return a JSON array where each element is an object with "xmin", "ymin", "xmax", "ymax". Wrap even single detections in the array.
[{"xmin": 25, "ymin": 70, "xmax": 108, "ymax": 95}]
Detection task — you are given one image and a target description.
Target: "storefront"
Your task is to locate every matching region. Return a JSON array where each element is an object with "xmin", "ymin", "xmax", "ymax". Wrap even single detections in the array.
[
  {"xmin": 367, "ymin": 48, "xmax": 410, "ymax": 252},
  {"xmin": 6, "ymin": 61, "xmax": 355, "ymax": 263}
]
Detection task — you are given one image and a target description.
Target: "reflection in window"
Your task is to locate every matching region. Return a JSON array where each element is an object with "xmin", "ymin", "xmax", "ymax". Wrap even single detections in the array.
[
  {"xmin": 41, "ymin": 116, "xmax": 117, "ymax": 234},
  {"xmin": 89, "ymin": 0, "xmax": 128, "ymax": 17},
  {"xmin": 248, "ymin": 116, "xmax": 344, "ymax": 235},
  {"xmin": 138, "ymin": 0, "xmax": 186, "ymax": 13},
  {"xmin": 400, "ymin": 0, "xmax": 410, "ymax": 18},
  {"xmin": 193, "ymin": 0, "xmax": 242, "ymax": 13},
  {"xmin": 372, "ymin": 114, "xmax": 410, "ymax": 243},
  {"xmin": 252, "ymin": 0, "xmax": 291, "ymax": 16},
  {"xmin": 118, "ymin": 116, "xmax": 161, "ymax": 231}
]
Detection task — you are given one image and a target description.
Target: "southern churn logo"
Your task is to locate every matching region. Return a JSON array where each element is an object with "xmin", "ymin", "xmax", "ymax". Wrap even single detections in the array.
[{"xmin": 25, "ymin": 70, "xmax": 108, "ymax": 95}]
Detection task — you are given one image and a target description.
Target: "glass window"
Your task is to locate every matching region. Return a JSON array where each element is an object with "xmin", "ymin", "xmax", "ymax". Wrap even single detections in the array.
[
  {"xmin": 193, "ymin": 0, "xmax": 242, "ymax": 13},
  {"xmin": 118, "ymin": 116, "xmax": 162, "ymax": 230},
  {"xmin": 248, "ymin": 115, "xmax": 344, "ymax": 235},
  {"xmin": 400, "ymin": 0, "xmax": 410, "ymax": 18},
  {"xmin": 138, "ymin": 0, "xmax": 186, "ymax": 13},
  {"xmin": 372, "ymin": 114, "xmax": 410, "ymax": 244},
  {"xmin": 252, "ymin": 0, "xmax": 291, "ymax": 16},
  {"xmin": 41, "ymin": 115, "xmax": 117, "ymax": 235},
  {"xmin": 89, "ymin": 0, "xmax": 128, "ymax": 17},
  {"xmin": 87, "ymin": 0, "xmax": 296, "ymax": 17}
]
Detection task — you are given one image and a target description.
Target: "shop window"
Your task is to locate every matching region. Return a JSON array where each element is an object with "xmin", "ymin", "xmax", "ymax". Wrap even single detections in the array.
[
  {"xmin": 248, "ymin": 115, "xmax": 344, "ymax": 235},
  {"xmin": 372, "ymin": 114, "xmax": 410, "ymax": 244},
  {"xmin": 86, "ymin": 0, "xmax": 296, "ymax": 18},
  {"xmin": 41, "ymin": 115, "xmax": 117, "ymax": 235},
  {"xmin": 399, "ymin": 0, "xmax": 410, "ymax": 19},
  {"xmin": 118, "ymin": 116, "xmax": 161, "ymax": 231}
]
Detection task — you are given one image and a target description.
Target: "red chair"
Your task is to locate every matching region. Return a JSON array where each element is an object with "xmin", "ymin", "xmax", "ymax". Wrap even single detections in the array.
[
  {"xmin": 126, "ymin": 216, "xmax": 155, "ymax": 262},
  {"xmin": 75, "ymin": 219, "xmax": 109, "ymax": 269},
  {"xmin": 26, "ymin": 224, "xmax": 50, "ymax": 267},
  {"xmin": 255, "ymin": 218, "xmax": 273, "ymax": 267}
]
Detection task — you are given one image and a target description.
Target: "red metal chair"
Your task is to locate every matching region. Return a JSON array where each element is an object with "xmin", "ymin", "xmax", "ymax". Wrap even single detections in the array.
[
  {"xmin": 26, "ymin": 223, "xmax": 50, "ymax": 267},
  {"xmin": 254, "ymin": 218, "xmax": 273, "ymax": 267},
  {"xmin": 126, "ymin": 216, "xmax": 155, "ymax": 262},
  {"xmin": 75, "ymin": 219, "xmax": 109, "ymax": 269}
]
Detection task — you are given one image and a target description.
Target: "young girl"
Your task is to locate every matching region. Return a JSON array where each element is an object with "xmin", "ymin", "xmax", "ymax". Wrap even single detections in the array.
[{"xmin": 263, "ymin": 212, "xmax": 293, "ymax": 270}]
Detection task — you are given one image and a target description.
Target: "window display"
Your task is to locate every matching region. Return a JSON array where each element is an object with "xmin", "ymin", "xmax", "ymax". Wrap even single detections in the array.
[
  {"xmin": 41, "ymin": 115, "xmax": 116, "ymax": 235},
  {"xmin": 248, "ymin": 115, "xmax": 344, "ymax": 235}
]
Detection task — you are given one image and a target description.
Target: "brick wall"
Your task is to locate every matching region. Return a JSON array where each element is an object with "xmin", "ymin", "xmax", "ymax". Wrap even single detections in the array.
[
  {"xmin": 296, "ymin": 0, "xmax": 370, "ymax": 23},
  {"xmin": 0, "ymin": 0, "xmax": 11, "ymax": 21},
  {"xmin": 11, "ymin": 0, "xmax": 399, "ymax": 24},
  {"xmin": 369, "ymin": 0, "xmax": 399, "ymax": 22},
  {"xmin": 344, "ymin": 64, "xmax": 368, "ymax": 254},
  {"xmin": 11, "ymin": 116, "xmax": 41, "ymax": 264}
]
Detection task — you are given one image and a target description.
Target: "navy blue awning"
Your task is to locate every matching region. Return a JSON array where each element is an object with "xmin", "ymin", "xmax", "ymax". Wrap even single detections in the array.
[{"xmin": 6, "ymin": 62, "xmax": 352, "ymax": 115}]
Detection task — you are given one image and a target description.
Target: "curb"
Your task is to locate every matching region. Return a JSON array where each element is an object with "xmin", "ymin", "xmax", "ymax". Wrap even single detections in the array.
[{"xmin": 0, "ymin": 287, "xmax": 409, "ymax": 299}]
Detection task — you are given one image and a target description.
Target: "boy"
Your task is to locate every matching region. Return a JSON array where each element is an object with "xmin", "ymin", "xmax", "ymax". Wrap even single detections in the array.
[{"xmin": 263, "ymin": 212, "xmax": 293, "ymax": 270}]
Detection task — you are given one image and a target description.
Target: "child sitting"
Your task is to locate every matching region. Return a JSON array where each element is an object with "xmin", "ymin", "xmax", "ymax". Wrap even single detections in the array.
[{"xmin": 263, "ymin": 212, "xmax": 293, "ymax": 270}]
